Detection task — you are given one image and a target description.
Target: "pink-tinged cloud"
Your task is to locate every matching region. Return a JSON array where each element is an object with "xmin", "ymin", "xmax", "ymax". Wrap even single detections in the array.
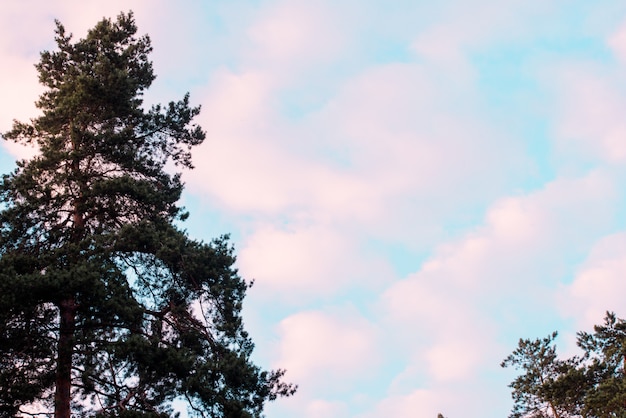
[
  {"xmin": 300, "ymin": 61, "xmax": 529, "ymax": 246},
  {"xmin": 548, "ymin": 26, "xmax": 626, "ymax": 164},
  {"xmin": 357, "ymin": 387, "xmax": 482, "ymax": 418},
  {"xmin": 559, "ymin": 232, "xmax": 626, "ymax": 329},
  {"xmin": 0, "ymin": 8, "xmax": 46, "ymax": 159},
  {"xmin": 557, "ymin": 75, "xmax": 626, "ymax": 163},
  {"xmin": 186, "ymin": 57, "xmax": 528, "ymax": 251},
  {"xmin": 410, "ymin": 0, "xmax": 560, "ymax": 70},
  {"xmin": 237, "ymin": 224, "xmax": 392, "ymax": 299},
  {"xmin": 381, "ymin": 272, "xmax": 496, "ymax": 386},
  {"xmin": 0, "ymin": 1, "xmax": 155, "ymax": 160},
  {"xmin": 0, "ymin": 45, "xmax": 43, "ymax": 160},
  {"xmin": 411, "ymin": 25, "xmax": 476, "ymax": 77},
  {"xmin": 302, "ymin": 399, "xmax": 349, "ymax": 418},
  {"xmin": 245, "ymin": 0, "xmax": 349, "ymax": 77},
  {"xmin": 357, "ymin": 382, "xmax": 512, "ymax": 418},
  {"xmin": 186, "ymin": 67, "xmax": 387, "ymax": 222},
  {"xmin": 426, "ymin": 171, "xmax": 613, "ymax": 291},
  {"xmin": 425, "ymin": 340, "xmax": 486, "ymax": 382},
  {"xmin": 264, "ymin": 392, "xmax": 352, "ymax": 418},
  {"xmin": 273, "ymin": 308, "xmax": 379, "ymax": 390},
  {"xmin": 185, "ymin": 69, "xmax": 299, "ymax": 213},
  {"xmin": 607, "ymin": 18, "xmax": 626, "ymax": 64},
  {"xmin": 0, "ymin": 54, "xmax": 41, "ymax": 160},
  {"xmin": 380, "ymin": 171, "xmax": 615, "ymax": 391}
]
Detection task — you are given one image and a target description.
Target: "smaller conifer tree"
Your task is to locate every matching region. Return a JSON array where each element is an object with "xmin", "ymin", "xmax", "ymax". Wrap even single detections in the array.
[{"xmin": 503, "ymin": 312, "xmax": 626, "ymax": 418}]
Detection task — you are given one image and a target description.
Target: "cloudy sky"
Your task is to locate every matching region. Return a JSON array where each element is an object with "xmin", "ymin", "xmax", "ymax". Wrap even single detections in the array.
[{"xmin": 3, "ymin": 1, "xmax": 626, "ymax": 417}]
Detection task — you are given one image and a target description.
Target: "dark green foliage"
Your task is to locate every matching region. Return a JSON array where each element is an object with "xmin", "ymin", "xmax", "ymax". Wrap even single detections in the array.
[
  {"xmin": 0, "ymin": 12, "xmax": 295, "ymax": 417},
  {"xmin": 502, "ymin": 312, "xmax": 626, "ymax": 418}
]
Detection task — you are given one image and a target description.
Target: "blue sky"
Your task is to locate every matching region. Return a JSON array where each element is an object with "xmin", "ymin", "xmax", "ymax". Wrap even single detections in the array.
[{"xmin": 3, "ymin": 1, "xmax": 626, "ymax": 417}]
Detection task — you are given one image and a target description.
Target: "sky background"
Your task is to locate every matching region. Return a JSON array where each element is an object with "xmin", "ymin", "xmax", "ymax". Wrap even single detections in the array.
[{"xmin": 2, "ymin": 1, "xmax": 626, "ymax": 417}]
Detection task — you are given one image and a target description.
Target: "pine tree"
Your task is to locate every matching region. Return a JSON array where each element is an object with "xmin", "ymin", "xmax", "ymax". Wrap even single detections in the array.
[
  {"xmin": 502, "ymin": 313, "xmax": 626, "ymax": 418},
  {"xmin": 0, "ymin": 12, "xmax": 296, "ymax": 418},
  {"xmin": 501, "ymin": 332, "xmax": 583, "ymax": 418},
  {"xmin": 576, "ymin": 312, "xmax": 626, "ymax": 417}
]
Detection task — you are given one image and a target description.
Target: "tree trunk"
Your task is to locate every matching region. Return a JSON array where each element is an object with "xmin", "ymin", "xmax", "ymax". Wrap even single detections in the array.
[
  {"xmin": 55, "ymin": 125, "xmax": 82, "ymax": 417},
  {"xmin": 55, "ymin": 298, "xmax": 76, "ymax": 418}
]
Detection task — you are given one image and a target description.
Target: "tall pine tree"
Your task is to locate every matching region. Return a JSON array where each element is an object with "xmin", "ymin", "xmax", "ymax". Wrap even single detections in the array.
[{"xmin": 0, "ymin": 12, "xmax": 295, "ymax": 418}]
